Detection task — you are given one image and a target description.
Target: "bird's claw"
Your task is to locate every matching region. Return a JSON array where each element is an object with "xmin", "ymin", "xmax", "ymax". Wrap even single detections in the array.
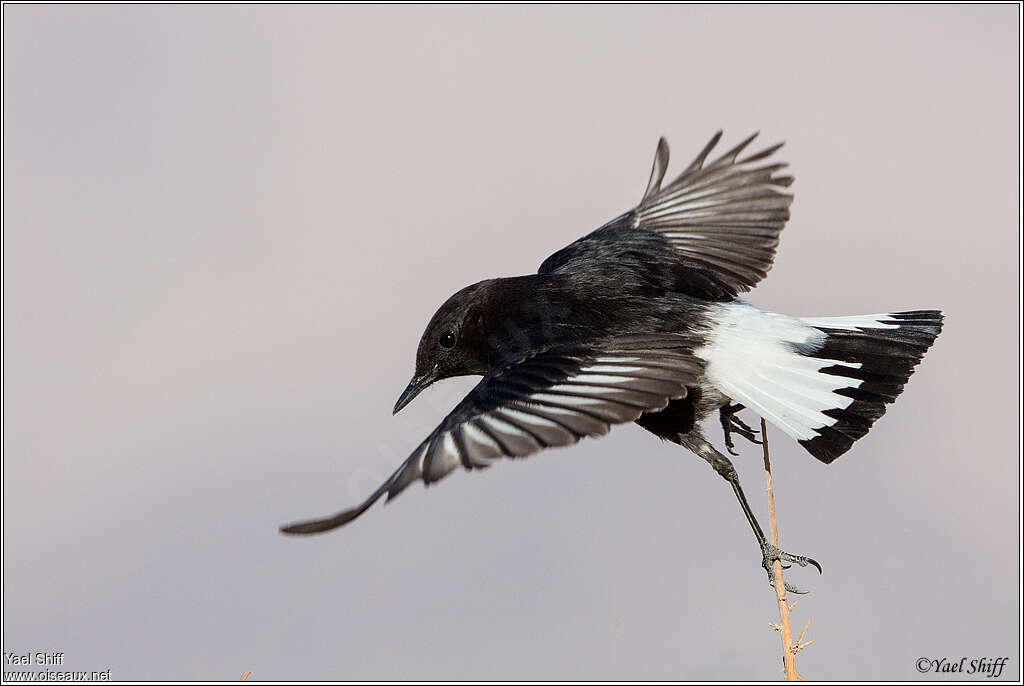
[
  {"xmin": 720, "ymin": 404, "xmax": 762, "ymax": 455},
  {"xmin": 761, "ymin": 543, "xmax": 822, "ymax": 594},
  {"xmin": 730, "ymin": 415, "xmax": 762, "ymax": 443}
]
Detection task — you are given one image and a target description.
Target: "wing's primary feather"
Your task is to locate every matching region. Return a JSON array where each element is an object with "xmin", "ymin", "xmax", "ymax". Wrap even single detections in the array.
[
  {"xmin": 280, "ymin": 334, "xmax": 703, "ymax": 535},
  {"xmin": 540, "ymin": 131, "xmax": 794, "ymax": 297},
  {"xmin": 642, "ymin": 137, "xmax": 670, "ymax": 201}
]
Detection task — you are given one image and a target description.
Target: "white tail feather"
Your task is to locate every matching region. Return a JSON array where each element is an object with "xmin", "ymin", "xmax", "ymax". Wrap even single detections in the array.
[{"xmin": 696, "ymin": 302, "xmax": 866, "ymax": 441}]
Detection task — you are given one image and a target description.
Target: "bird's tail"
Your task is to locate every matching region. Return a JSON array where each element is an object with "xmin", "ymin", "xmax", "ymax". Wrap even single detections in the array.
[{"xmin": 699, "ymin": 304, "xmax": 943, "ymax": 463}]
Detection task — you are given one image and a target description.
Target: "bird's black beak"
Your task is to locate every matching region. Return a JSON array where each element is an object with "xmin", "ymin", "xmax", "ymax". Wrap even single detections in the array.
[{"xmin": 393, "ymin": 374, "xmax": 432, "ymax": 415}]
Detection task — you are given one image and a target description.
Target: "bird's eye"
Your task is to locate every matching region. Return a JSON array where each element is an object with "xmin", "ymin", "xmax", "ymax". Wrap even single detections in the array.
[{"xmin": 439, "ymin": 330, "xmax": 456, "ymax": 349}]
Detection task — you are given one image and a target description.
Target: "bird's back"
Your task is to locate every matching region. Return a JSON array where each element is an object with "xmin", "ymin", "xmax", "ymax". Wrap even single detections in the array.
[{"xmin": 476, "ymin": 269, "xmax": 713, "ymax": 367}]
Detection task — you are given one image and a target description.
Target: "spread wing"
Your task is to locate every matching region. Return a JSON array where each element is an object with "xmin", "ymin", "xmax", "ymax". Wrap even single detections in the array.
[
  {"xmin": 540, "ymin": 131, "xmax": 794, "ymax": 298},
  {"xmin": 280, "ymin": 334, "xmax": 703, "ymax": 535}
]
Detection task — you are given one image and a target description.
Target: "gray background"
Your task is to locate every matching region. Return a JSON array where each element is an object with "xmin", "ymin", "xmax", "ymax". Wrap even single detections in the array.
[{"xmin": 3, "ymin": 4, "xmax": 1019, "ymax": 681}]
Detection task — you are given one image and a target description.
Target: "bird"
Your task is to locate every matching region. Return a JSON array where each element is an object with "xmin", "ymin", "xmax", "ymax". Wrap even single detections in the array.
[{"xmin": 280, "ymin": 131, "xmax": 943, "ymax": 591}]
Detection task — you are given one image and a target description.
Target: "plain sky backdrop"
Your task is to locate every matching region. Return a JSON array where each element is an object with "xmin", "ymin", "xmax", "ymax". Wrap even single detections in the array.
[{"xmin": 3, "ymin": 4, "xmax": 1020, "ymax": 681}]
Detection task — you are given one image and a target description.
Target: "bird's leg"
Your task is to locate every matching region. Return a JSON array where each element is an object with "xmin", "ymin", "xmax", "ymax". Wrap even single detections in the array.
[
  {"xmin": 719, "ymin": 403, "xmax": 761, "ymax": 456},
  {"xmin": 683, "ymin": 433, "xmax": 822, "ymax": 593}
]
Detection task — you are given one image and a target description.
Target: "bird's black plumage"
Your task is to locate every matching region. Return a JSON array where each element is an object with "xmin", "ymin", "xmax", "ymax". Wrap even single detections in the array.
[{"xmin": 281, "ymin": 131, "xmax": 942, "ymax": 591}]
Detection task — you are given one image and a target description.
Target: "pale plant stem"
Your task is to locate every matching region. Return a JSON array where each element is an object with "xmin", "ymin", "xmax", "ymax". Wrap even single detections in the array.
[{"xmin": 761, "ymin": 417, "xmax": 800, "ymax": 681}]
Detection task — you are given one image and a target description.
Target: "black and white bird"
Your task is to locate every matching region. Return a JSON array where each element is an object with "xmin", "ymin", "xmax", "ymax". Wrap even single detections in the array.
[{"xmin": 281, "ymin": 131, "xmax": 943, "ymax": 590}]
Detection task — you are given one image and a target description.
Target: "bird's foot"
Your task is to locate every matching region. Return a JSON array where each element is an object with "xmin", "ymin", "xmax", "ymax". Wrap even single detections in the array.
[
  {"xmin": 720, "ymin": 404, "xmax": 762, "ymax": 456},
  {"xmin": 761, "ymin": 542, "xmax": 822, "ymax": 595}
]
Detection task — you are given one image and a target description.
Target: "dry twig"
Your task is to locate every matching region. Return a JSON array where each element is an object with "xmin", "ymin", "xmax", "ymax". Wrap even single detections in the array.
[{"xmin": 761, "ymin": 417, "xmax": 813, "ymax": 680}]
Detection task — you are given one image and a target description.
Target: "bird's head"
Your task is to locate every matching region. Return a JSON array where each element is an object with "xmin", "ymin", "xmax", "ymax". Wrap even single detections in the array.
[{"xmin": 393, "ymin": 280, "xmax": 496, "ymax": 414}]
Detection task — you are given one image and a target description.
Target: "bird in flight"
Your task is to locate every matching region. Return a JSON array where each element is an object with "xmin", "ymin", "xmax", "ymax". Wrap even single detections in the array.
[{"xmin": 281, "ymin": 131, "xmax": 942, "ymax": 591}]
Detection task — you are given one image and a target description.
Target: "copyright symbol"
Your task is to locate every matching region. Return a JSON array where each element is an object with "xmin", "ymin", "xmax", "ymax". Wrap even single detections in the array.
[{"xmin": 916, "ymin": 657, "xmax": 932, "ymax": 673}]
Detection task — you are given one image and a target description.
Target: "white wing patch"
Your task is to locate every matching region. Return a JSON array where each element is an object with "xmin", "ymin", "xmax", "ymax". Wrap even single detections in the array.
[
  {"xmin": 280, "ymin": 337, "xmax": 703, "ymax": 534},
  {"xmin": 386, "ymin": 341, "xmax": 698, "ymax": 494}
]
